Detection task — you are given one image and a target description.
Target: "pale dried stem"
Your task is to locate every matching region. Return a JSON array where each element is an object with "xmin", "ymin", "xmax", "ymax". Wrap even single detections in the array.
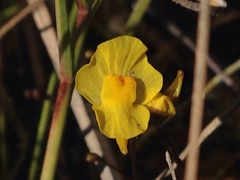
[
  {"xmin": 165, "ymin": 151, "xmax": 176, "ymax": 180},
  {"xmin": 184, "ymin": 0, "xmax": 210, "ymax": 179},
  {"xmin": 156, "ymin": 117, "xmax": 222, "ymax": 179},
  {"xmin": 167, "ymin": 22, "xmax": 234, "ymax": 89},
  {"xmin": 180, "ymin": 117, "xmax": 222, "ymax": 160},
  {"xmin": 205, "ymin": 59, "xmax": 240, "ymax": 94},
  {"xmin": 27, "ymin": 0, "xmax": 60, "ymax": 77},
  {"xmin": 0, "ymin": 0, "xmax": 44, "ymax": 39},
  {"xmin": 172, "ymin": 0, "xmax": 199, "ymax": 11}
]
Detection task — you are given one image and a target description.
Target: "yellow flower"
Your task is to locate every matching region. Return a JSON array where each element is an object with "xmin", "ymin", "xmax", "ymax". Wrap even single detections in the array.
[{"xmin": 75, "ymin": 36, "xmax": 182, "ymax": 155}]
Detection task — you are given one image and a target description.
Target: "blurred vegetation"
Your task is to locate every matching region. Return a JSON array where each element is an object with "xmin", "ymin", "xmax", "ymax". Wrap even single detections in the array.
[{"xmin": 1, "ymin": 0, "xmax": 240, "ymax": 179}]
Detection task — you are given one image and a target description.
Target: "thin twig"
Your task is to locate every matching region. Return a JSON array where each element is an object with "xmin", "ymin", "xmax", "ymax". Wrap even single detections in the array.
[
  {"xmin": 165, "ymin": 151, "xmax": 177, "ymax": 180},
  {"xmin": 167, "ymin": 22, "xmax": 234, "ymax": 90},
  {"xmin": 156, "ymin": 117, "xmax": 222, "ymax": 179},
  {"xmin": 157, "ymin": 94, "xmax": 240, "ymax": 179},
  {"xmin": 184, "ymin": 0, "xmax": 211, "ymax": 179},
  {"xmin": 180, "ymin": 96, "xmax": 240, "ymax": 165},
  {"xmin": 180, "ymin": 117, "xmax": 222, "ymax": 160},
  {"xmin": 205, "ymin": 59, "xmax": 240, "ymax": 95},
  {"xmin": 0, "ymin": 0, "xmax": 44, "ymax": 39}
]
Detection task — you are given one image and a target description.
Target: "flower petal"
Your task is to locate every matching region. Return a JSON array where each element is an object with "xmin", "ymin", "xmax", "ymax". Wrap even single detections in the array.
[
  {"xmin": 95, "ymin": 35, "xmax": 148, "ymax": 76},
  {"xmin": 146, "ymin": 93, "xmax": 176, "ymax": 116},
  {"xmin": 165, "ymin": 70, "xmax": 184, "ymax": 102},
  {"xmin": 93, "ymin": 75, "xmax": 150, "ymax": 139},
  {"xmin": 132, "ymin": 55, "xmax": 163, "ymax": 105},
  {"xmin": 75, "ymin": 55, "xmax": 103, "ymax": 105},
  {"xmin": 116, "ymin": 138, "xmax": 128, "ymax": 155}
]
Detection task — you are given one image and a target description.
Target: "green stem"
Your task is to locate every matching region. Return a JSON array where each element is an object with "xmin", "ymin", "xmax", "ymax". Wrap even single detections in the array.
[
  {"xmin": 125, "ymin": 0, "xmax": 152, "ymax": 35},
  {"xmin": 40, "ymin": 0, "xmax": 73, "ymax": 179},
  {"xmin": 71, "ymin": 0, "xmax": 102, "ymax": 71},
  {"xmin": 205, "ymin": 59, "xmax": 240, "ymax": 95},
  {"xmin": 55, "ymin": 0, "xmax": 73, "ymax": 77},
  {"xmin": 28, "ymin": 72, "xmax": 58, "ymax": 180},
  {"xmin": 40, "ymin": 80, "xmax": 73, "ymax": 180},
  {"xmin": 74, "ymin": 26, "xmax": 87, "ymax": 70}
]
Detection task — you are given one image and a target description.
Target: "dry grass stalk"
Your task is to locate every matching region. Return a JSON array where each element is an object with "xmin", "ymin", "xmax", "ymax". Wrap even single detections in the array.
[
  {"xmin": 184, "ymin": 0, "xmax": 211, "ymax": 179},
  {"xmin": 0, "ymin": 0, "xmax": 44, "ymax": 39}
]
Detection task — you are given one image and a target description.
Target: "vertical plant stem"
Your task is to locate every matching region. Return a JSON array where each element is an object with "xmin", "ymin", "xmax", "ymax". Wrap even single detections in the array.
[
  {"xmin": 184, "ymin": 0, "xmax": 210, "ymax": 180},
  {"xmin": 55, "ymin": 0, "xmax": 73, "ymax": 76},
  {"xmin": 40, "ymin": 0, "xmax": 73, "ymax": 179},
  {"xmin": 40, "ymin": 82, "xmax": 73, "ymax": 180},
  {"xmin": 28, "ymin": 72, "xmax": 58, "ymax": 180}
]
